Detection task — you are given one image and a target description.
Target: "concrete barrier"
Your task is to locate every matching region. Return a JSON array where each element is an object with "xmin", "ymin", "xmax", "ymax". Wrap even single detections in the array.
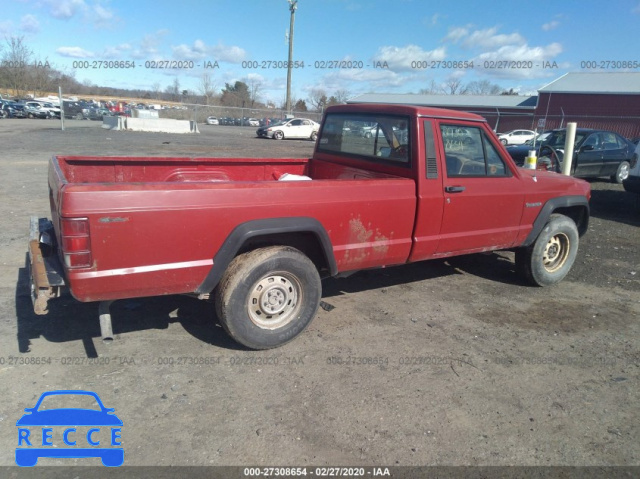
[
  {"xmin": 132, "ymin": 109, "xmax": 159, "ymax": 119},
  {"xmin": 102, "ymin": 116, "xmax": 125, "ymax": 130},
  {"xmin": 125, "ymin": 118, "xmax": 199, "ymax": 134}
]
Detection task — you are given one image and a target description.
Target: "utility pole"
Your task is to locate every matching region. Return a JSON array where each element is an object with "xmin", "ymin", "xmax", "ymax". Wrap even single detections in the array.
[{"xmin": 285, "ymin": 0, "xmax": 298, "ymax": 114}]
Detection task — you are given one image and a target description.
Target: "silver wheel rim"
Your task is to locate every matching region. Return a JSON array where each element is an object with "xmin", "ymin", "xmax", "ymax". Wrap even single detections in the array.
[
  {"xmin": 619, "ymin": 164, "xmax": 629, "ymax": 181},
  {"xmin": 248, "ymin": 272, "xmax": 302, "ymax": 329},
  {"xmin": 542, "ymin": 233, "xmax": 570, "ymax": 273}
]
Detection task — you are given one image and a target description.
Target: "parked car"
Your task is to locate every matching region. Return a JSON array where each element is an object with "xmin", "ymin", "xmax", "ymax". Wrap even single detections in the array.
[
  {"xmin": 2, "ymin": 101, "xmax": 26, "ymax": 118},
  {"xmin": 256, "ymin": 118, "xmax": 319, "ymax": 141},
  {"xmin": 622, "ymin": 142, "xmax": 640, "ymax": 199},
  {"xmin": 498, "ymin": 129, "xmax": 537, "ymax": 145},
  {"xmin": 537, "ymin": 128, "xmax": 635, "ymax": 183},
  {"xmin": 22, "ymin": 103, "xmax": 49, "ymax": 119},
  {"xmin": 245, "ymin": 118, "xmax": 260, "ymax": 127},
  {"xmin": 40, "ymin": 102, "xmax": 61, "ymax": 118},
  {"xmin": 63, "ymin": 101, "xmax": 88, "ymax": 120},
  {"xmin": 85, "ymin": 107, "xmax": 111, "ymax": 121},
  {"xmin": 205, "ymin": 116, "xmax": 219, "ymax": 125},
  {"xmin": 25, "ymin": 101, "xmax": 59, "ymax": 119},
  {"xmin": 505, "ymin": 132, "xmax": 553, "ymax": 166}
]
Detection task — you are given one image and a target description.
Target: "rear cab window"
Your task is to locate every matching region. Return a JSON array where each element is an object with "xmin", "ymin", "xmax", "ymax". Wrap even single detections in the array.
[{"xmin": 317, "ymin": 113, "xmax": 411, "ymax": 168}]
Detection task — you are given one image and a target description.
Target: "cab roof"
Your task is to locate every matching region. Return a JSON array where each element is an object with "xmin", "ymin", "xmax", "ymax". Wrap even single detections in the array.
[{"xmin": 325, "ymin": 103, "xmax": 487, "ymax": 123}]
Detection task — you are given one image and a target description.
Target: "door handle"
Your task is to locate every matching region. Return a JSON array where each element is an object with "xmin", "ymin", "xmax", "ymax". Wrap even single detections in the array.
[{"xmin": 445, "ymin": 186, "xmax": 466, "ymax": 193}]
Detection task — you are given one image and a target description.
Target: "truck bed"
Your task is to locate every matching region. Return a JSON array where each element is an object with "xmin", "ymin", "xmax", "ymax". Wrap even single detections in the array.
[
  {"xmin": 52, "ymin": 155, "xmax": 402, "ymax": 183},
  {"xmin": 49, "ymin": 156, "xmax": 418, "ymax": 302}
]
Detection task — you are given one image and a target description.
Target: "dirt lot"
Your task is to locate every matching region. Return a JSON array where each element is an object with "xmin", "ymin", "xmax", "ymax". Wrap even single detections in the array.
[{"xmin": 0, "ymin": 119, "xmax": 638, "ymax": 472}]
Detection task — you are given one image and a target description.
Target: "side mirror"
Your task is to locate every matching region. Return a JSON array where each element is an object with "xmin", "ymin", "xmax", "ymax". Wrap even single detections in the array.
[{"xmin": 580, "ymin": 145, "xmax": 594, "ymax": 152}]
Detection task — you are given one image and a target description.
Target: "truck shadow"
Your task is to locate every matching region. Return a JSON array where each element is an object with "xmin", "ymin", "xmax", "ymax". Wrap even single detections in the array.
[
  {"xmin": 322, "ymin": 253, "xmax": 525, "ymax": 298},
  {"xmin": 588, "ymin": 182, "xmax": 640, "ymax": 227},
  {"xmin": 16, "ymin": 252, "xmax": 522, "ymax": 355},
  {"xmin": 15, "ymin": 255, "xmax": 244, "ymax": 356}
]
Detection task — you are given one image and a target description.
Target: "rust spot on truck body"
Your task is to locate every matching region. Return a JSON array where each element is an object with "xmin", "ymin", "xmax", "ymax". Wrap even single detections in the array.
[{"xmin": 341, "ymin": 216, "xmax": 392, "ymax": 267}]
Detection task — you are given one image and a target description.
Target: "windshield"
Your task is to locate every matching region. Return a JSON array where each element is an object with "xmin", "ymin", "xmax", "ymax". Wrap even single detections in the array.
[{"xmin": 544, "ymin": 131, "xmax": 587, "ymax": 148}]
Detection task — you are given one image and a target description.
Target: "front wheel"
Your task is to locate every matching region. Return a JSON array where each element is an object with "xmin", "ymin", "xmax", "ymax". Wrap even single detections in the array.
[
  {"xmin": 611, "ymin": 161, "xmax": 630, "ymax": 184},
  {"xmin": 310, "ymin": 131, "xmax": 318, "ymax": 141},
  {"xmin": 273, "ymin": 130, "xmax": 284, "ymax": 140},
  {"xmin": 214, "ymin": 246, "xmax": 321, "ymax": 349},
  {"xmin": 515, "ymin": 214, "xmax": 579, "ymax": 286}
]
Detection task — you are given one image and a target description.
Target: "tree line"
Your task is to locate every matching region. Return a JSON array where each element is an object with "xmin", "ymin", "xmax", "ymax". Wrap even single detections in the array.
[{"xmin": 0, "ymin": 36, "xmax": 518, "ymax": 110}]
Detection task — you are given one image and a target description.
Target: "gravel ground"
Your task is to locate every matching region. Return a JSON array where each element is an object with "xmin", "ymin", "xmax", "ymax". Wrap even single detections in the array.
[{"xmin": 0, "ymin": 119, "xmax": 638, "ymax": 473}]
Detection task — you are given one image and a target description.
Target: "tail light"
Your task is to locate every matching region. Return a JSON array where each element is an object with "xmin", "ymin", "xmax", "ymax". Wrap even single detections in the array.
[{"xmin": 60, "ymin": 218, "xmax": 92, "ymax": 268}]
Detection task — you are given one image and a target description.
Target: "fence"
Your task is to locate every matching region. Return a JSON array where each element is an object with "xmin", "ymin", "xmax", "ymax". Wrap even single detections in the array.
[
  {"xmin": 157, "ymin": 103, "xmax": 324, "ymax": 125},
  {"xmin": 463, "ymin": 109, "xmax": 640, "ymax": 139}
]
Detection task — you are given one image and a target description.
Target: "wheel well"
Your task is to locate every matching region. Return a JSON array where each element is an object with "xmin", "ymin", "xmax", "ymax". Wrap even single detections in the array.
[
  {"xmin": 552, "ymin": 206, "xmax": 589, "ymax": 236},
  {"xmin": 237, "ymin": 232, "xmax": 331, "ymax": 277}
]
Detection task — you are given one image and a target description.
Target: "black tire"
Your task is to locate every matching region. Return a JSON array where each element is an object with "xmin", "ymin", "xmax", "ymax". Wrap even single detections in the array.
[
  {"xmin": 214, "ymin": 246, "xmax": 321, "ymax": 350},
  {"xmin": 515, "ymin": 214, "xmax": 579, "ymax": 286},
  {"xmin": 273, "ymin": 130, "xmax": 284, "ymax": 140},
  {"xmin": 500, "ymin": 138, "xmax": 507, "ymax": 145},
  {"xmin": 310, "ymin": 131, "xmax": 318, "ymax": 141},
  {"xmin": 75, "ymin": 113, "xmax": 83, "ymax": 120},
  {"xmin": 611, "ymin": 161, "xmax": 630, "ymax": 184}
]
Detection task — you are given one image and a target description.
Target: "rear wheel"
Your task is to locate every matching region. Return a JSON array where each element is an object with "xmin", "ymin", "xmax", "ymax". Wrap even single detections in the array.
[
  {"xmin": 515, "ymin": 214, "xmax": 579, "ymax": 286},
  {"xmin": 611, "ymin": 161, "xmax": 630, "ymax": 184},
  {"xmin": 75, "ymin": 113, "xmax": 83, "ymax": 120},
  {"xmin": 214, "ymin": 246, "xmax": 321, "ymax": 349}
]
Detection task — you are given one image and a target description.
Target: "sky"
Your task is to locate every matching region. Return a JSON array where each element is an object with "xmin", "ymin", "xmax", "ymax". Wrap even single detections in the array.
[{"xmin": 3, "ymin": 0, "xmax": 640, "ymax": 104}]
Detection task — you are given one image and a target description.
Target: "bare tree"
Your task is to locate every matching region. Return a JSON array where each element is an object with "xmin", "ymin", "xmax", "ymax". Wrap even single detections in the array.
[
  {"xmin": 165, "ymin": 77, "xmax": 180, "ymax": 102},
  {"xmin": 334, "ymin": 89, "xmax": 351, "ymax": 104},
  {"xmin": 308, "ymin": 88, "xmax": 327, "ymax": 112},
  {"xmin": 419, "ymin": 80, "xmax": 443, "ymax": 95},
  {"xmin": 1, "ymin": 36, "xmax": 33, "ymax": 96},
  {"xmin": 465, "ymin": 80, "xmax": 502, "ymax": 95},
  {"xmin": 152, "ymin": 82, "xmax": 162, "ymax": 100},
  {"xmin": 443, "ymin": 77, "xmax": 466, "ymax": 95},
  {"xmin": 247, "ymin": 76, "xmax": 262, "ymax": 107},
  {"xmin": 198, "ymin": 73, "xmax": 216, "ymax": 105},
  {"xmin": 28, "ymin": 56, "xmax": 54, "ymax": 96}
]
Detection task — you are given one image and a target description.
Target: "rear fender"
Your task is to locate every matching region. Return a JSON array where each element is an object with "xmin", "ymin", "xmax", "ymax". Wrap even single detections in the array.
[{"xmin": 196, "ymin": 217, "xmax": 337, "ymax": 295}]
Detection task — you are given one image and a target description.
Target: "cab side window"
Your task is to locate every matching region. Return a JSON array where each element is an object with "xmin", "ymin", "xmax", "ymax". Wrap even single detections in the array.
[{"xmin": 441, "ymin": 125, "xmax": 509, "ymax": 177}]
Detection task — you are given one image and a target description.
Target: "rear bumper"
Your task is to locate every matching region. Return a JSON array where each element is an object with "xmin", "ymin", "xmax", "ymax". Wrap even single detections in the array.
[
  {"xmin": 28, "ymin": 217, "xmax": 66, "ymax": 315},
  {"xmin": 623, "ymin": 175, "xmax": 640, "ymax": 194}
]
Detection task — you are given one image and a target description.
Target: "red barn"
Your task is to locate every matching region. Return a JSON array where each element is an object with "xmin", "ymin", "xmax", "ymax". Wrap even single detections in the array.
[
  {"xmin": 348, "ymin": 72, "xmax": 640, "ymax": 139},
  {"xmin": 535, "ymin": 72, "xmax": 640, "ymax": 139}
]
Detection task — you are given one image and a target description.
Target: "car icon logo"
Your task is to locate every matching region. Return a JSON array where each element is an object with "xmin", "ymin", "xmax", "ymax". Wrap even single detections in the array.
[{"xmin": 16, "ymin": 390, "xmax": 123, "ymax": 467}]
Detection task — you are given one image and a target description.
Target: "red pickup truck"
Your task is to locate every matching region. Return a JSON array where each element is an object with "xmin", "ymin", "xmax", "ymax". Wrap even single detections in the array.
[{"xmin": 29, "ymin": 103, "xmax": 591, "ymax": 349}]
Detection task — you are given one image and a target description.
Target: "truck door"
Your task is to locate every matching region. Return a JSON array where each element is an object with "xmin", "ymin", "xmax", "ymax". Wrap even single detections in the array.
[
  {"xmin": 434, "ymin": 122, "xmax": 525, "ymax": 255},
  {"xmin": 408, "ymin": 119, "xmax": 445, "ymax": 261}
]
